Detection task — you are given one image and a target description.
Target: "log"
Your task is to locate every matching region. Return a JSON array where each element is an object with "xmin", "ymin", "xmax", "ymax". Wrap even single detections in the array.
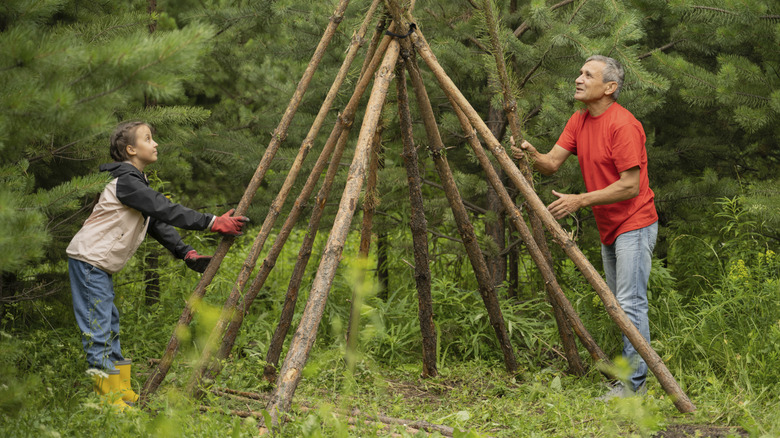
[
  {"xmin": 446, "ymin": 96, "xmax": 610, "ymax": 366},
  {"xmin": 346, "ymin": 122, "xmax": 383, "ymax": 351},
  {"xmin": 396, "ymin": 59, "xmax": 437, "ymax": 378},
  {"xmin": 185, "ymin": 0, "xmax": 382, "ymax": 398},
  {"xmin": 202, "ymin": 16, "xmax": 395, "ymax": 385},
  {"xmin": 262, "ymin": 38, "xmax": 402, "ymax": 430},
  {"xmin": 402, "ymin": 42, "xmax": 518, "ymax": 374},
  {"xmin": 259, "ymin": 28, "xmax": 397, "ymax": 381},
  {"xmin": 407, "ymin": 22, "xmax": 696, "ymax": 413},
  {"xmin": 141, "ymin": 0, "xmax": 353, "ymax": 400},
  {"xmin": 480, "ymin": 0, "xmax": 584, "ymax": 375}
]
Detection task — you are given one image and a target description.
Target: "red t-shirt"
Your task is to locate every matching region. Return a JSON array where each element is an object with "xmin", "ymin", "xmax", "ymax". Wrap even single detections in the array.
[{"xmin": 556, "ymin": 103, "xmax": 657, "ymax": 245}]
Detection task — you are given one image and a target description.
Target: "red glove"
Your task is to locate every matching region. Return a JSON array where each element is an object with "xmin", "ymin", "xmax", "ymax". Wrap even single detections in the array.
[
  {"xmin": 210, "ymin": 209, "xmax": 249, "ymax": 236},
  {"xmin": 184, "ymin": 250, "xmax": 212, "ymax": 273}
]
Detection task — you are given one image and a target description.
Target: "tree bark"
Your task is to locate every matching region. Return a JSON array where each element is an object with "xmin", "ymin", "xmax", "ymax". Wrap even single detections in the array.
[
  {"xmin": 346, "ymin": 122, "xmax": 383, "ymax": 352},
  {"xmin": 191, "ymin": 15, "xmax": 393, "ymax": 386},
  {"xmin": 262, "ymin": 39, "xmax": 401, "ymax": 430},
  {"xmin": 408, "ymin": 24, "xmax": 696, "ymax": 413},
  {"xmin": 508, "ymin": 230, "xmax": 519, "ymax": 298},
  {"xmin": 376, "ymin": 231, "xmax": 389, "ymax": 299},
  {"xmin": 481, "ymin": 0, "xmax": 584, "ymax": 375},
  {"xmin": 184, "ymin": 0, "xmax": 382, "ymax": 399},
  {"xmin": 486, "ymin": 105, "xmax": 508, "ymax": 287},
  {"xmin": 143, "ymin": 250, "xmax": 160, "ymax": 306},
  {"xmin": 141, "ymin": 0, "xmax": 352, "ymax": 400},
  {"xmin": 258, "ymin": 29, "xmax": 391, "ymax": 381},
  {"xmin": 402, "ymin": 45, "xmax": 518, "ymax": 374},
  {"xmin": 396, "ymin": 58, "xmax": 437, "ymax": 378}
]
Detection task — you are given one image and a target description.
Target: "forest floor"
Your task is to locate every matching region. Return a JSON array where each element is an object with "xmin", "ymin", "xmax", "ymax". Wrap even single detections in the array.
[{"xmin": 177, "ymin": 353, "xmax": 752, "ymax": 437}]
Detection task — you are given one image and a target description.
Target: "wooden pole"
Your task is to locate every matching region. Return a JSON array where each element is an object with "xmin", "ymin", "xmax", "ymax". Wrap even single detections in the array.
[
  {"xmin": 261, "ymin": 128, "xmax": 353, "ymax": 381},
  {"xmin": 203, "ymin": 19, "xmax": 395, "ymax": 385},
  {"xmin": 141, "ymin": 0, "xmax": 353, "ymax": 400},
  {"xmin": 408, "ymin": 23, "xmax": 696, "ymax": 413},
  {"xmin": 480, "ymin": 0, "xmax": 584, "ymax": 375},
  {"xmin": 345, "ymin": 122, "xmax": 383, "ymax": 353},
  {"xmin": 262, "ymin": 39, "xmax": 401, "ymax": 430},
  {"xmin": 396, "ymin": 58, "xmax": 437, "ymax": 378},
  {"xmin": 403, "ymin": 46, "xmax": 518, "ymax": 375},
  {"xmin": 447, "ymin": 96, "xmax": 610, "ymax": 366},
  {"xmin": 185, "ymin": 0, "xmax": 381, "ymax": 398}
]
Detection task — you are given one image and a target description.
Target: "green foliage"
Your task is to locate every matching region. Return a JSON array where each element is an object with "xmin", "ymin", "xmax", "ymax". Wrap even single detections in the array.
[
  {"xmin": 0, "ymin": 0, "xmax": 217, "ymax": 285},
  {"xmin": 2, "ymin": 0, "xmax": 780, "ymax": 436}
]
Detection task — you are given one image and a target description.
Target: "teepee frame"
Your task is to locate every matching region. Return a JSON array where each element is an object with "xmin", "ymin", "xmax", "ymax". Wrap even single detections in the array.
[{"xmin": 141, "ymin": 0, "xmax": 696, "ymax": 428}]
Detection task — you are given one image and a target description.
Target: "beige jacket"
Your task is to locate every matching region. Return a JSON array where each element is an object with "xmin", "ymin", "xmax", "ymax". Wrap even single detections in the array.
[{"xmin": 67, "ymin": 162, "xmax": 214, "ymax": 274}]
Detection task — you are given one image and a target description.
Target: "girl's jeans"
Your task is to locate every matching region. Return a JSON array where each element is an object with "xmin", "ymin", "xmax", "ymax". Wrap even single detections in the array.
[
  {"xmin": 68, "ymin": 258, "xmax": 124, "ymax": 370},
  {"xmin": 601, "ymin": 221, "xmax": 658, "ymax": 391}
]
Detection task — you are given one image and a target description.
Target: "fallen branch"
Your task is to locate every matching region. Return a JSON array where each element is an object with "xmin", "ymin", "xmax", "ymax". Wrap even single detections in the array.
[{"xmin": 209, "ymin": 387, "xmax": 457, "ymax": 436}]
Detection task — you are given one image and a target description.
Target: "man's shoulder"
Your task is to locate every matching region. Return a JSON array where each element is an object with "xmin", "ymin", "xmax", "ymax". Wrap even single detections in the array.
[{"xmin": 610, "ymin": 103, "xmax": 640, "ymax": 121}]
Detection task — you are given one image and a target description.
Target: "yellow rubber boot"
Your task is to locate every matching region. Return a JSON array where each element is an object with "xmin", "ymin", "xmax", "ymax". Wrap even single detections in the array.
[
  {"xmin": 115, "ymin": 359, "xmax": 139, "ymax": 404},
  {"xmin": 89, "ymin": 369, "xmax": 130, "ymax": 411}
]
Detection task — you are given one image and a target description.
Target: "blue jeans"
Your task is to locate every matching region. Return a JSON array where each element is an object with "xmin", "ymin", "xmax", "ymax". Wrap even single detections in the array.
[
  {"xmin": 68, "ymin": 258, "xmax": 124, "ymax": 370},
  {"xmin": 601, "ymin": 222, "xmax": 657, "ymax": 391}
]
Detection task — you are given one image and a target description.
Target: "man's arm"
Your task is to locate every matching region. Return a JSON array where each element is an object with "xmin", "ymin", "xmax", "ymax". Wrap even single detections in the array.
[
  {"xmin": 547, "ymin": 167, "xmax": 641, "ymax": 219},
  {"xmin": 511, "ymin": 140, "xmax": 571, "ymax": 175}
]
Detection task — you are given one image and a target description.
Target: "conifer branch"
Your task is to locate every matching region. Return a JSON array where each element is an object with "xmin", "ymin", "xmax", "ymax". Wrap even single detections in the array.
[
  {"xmin": 690, "ymin": 5, "xmax": 779, "ymax": 21},
  {"xmin": 567, "ymin": 0, "xmax": 589, "ymax": 24},
  {"xmin": 424, "ymin": 7, "xmax": 488, "ymax": 52},
  {"xmin": 89, "ymin": 23, "xmax": 144, "ymax": 43},
  {"xmin": 75, "ymin": 32, "xmax": 205, "ymax": 106},
  {"xmin": 639, "ymin": 40, "xmax": 684, "ymax": 59},
  {"xmin": 513, "ymin": 0, "xmax": 575, "ymax": 38},
  {"xmin": 421, "ymin": 179, "xmax": 488, "ymax": 214},
  {"xmin": 28, "ymin": 134, "xmax": 98, "ymax": 163},
  {"xmin": 691, "ymin": 6, "xmax": 736, "ymax": 16}
]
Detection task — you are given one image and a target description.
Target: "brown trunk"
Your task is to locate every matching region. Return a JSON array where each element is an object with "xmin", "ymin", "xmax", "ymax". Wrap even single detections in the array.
[
  {"xmin": 346, "ymin": 122, "xmax": 383, "ymax": 351},
  {"xmin": 251, "ymin": 31, "xmax": 394, "ymax": 381},
  {"xmin": 396, "ymin": 58, "xmax": 437, "ymax": 378},
  {"xmin": 147, "ymin": 0, "xmax": 157, "ymax": 33},
  {"xmin": 486, "ymin": 105, "xmax": 507, "ymax": 287},
  {"xmin": 141, "ymin": 0, "xmax": 352, "ymax": 400},
  {"xmin": 508, "ymin": 230, "xmax": 519, "ymax": 298},
  {"xmin": 184, "ymin": 0, "xmax": 382, "ymax": 398},
  {"xmin": 195, "ymin": 13, "xmax": 392, "ymax": 386},
  {"xmin": 262, "ymin": 39, "xmax": 401, "ymax": 430},
  {"xmin": 446, "ymin": 95, "xmax": 609, "ymax": 367},
  {"xmin": 358, "ymin": 128, "xmax": 382, "ymax": 259},
  {"xmin": 261, "ymin": 132, "xmax": 353, "ymax": 381},
  {"xmin": 480, "ymin": 0, "xmax": 584, "ymax": 375},
  {"xmin": 376, "ymin": 232, "xmax": 389, "ymax": 299},
  {"xmin": 143, "ymin": 250, "xmax": 160, "ymax": 306},
  {"xmin": 409, "ymin": 25, "xmax": 696, "ymax": 413},
  {"xmin": 403, "ymin": 46, "xmax": 518, "ymax": 374}
]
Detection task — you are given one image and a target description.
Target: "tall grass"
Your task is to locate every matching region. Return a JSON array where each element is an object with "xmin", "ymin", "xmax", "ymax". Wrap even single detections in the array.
[{"xmin": 1, "ymin": 196, "xmax": 778, "ymax": 436}]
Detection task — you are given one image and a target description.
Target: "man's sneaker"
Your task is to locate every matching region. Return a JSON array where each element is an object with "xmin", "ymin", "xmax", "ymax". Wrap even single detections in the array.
[{"xmin": 597, "ymin": 381, "xmax": 646, "ymax": 401}]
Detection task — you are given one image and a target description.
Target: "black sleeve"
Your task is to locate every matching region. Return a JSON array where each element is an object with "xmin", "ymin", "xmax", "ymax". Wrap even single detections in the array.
[
  {"xmin": 147, "ymin": 218, "xmax": 194, "ymax": 259},
  {"xmin": 115, "ymin": 172, "xmax": 214, "ymax": 230}
]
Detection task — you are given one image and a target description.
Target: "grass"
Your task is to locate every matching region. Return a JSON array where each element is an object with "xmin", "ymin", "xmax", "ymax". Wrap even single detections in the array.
[
  {"xmin": 1, "ymin": 200, "xmax": 778, "ymax": 437},
  {"xmin": 1, "ymin": 322, "xmax": 776, "ymax": 437}
]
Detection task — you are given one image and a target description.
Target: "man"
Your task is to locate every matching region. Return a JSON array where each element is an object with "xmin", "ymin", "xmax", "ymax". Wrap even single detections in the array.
[{"xmin": 512, "ymin": 55, "xmax": 658, "ymax": 398}]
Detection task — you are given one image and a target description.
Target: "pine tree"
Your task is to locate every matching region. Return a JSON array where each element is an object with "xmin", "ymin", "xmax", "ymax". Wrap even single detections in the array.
[{"xmin": 0, "ymin": 0, "xmax": 215, "ymax": 298}]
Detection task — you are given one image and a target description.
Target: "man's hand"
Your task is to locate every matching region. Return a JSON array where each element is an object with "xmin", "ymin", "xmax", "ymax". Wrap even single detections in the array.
[
  {"xmin": 509, "ymin": 136, "xmax": 538, "ymax": 160},
  {"xmin": 548, "ymin": 190, "xmax": 583, "ymax": 220},
  {"xmin": 211, "ymin": 209, "xmax": 250, "ymax": 236},
  {"xmin": 184, "ymin": 250, "xmax": 212, "ymax": 273}
]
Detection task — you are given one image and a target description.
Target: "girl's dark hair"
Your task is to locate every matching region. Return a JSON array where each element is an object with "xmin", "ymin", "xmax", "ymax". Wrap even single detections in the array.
[{"xmin": 109, "ymin": 121, "xmax": 152, "ymax": 162}]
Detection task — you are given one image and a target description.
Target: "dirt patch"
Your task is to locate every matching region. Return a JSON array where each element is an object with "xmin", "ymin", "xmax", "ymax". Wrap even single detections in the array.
[{"xmin": 655, "ymin": 424, "xmax": 748, "ymax": 437}]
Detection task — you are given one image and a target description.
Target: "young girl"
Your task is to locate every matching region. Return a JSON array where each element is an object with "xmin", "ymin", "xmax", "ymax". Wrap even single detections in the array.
[{"xmin": 66, "ymin": 121, "xmax": 248, "ymax": 408}]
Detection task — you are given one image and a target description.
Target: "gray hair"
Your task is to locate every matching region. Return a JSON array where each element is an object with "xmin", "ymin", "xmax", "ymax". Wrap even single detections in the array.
[{"xmin": 586, "ymin": 55, "xmax": 624, "ymax": 101}]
